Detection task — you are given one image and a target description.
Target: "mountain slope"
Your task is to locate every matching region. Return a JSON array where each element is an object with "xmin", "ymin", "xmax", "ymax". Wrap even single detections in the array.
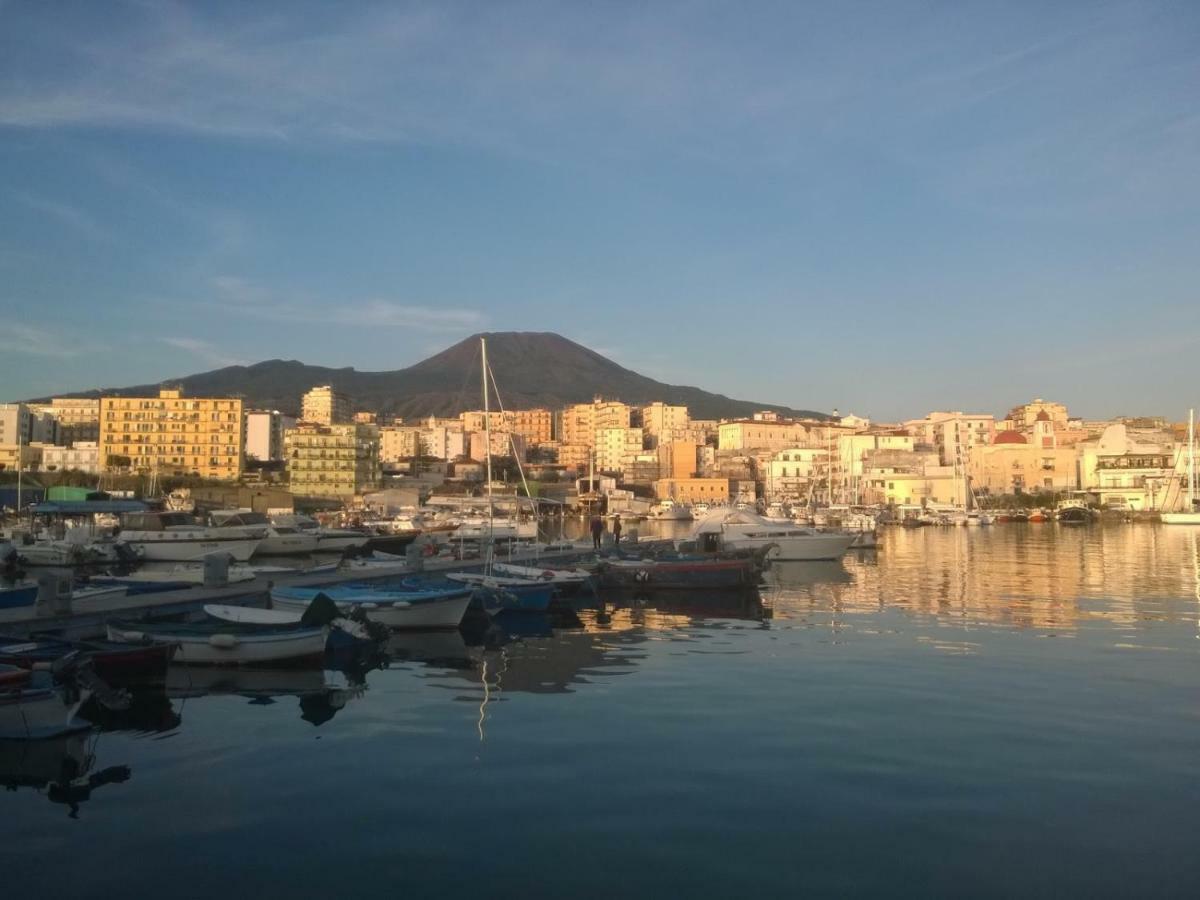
[{"xmin": 38, "ymin": 332, "xmax": 826, "ymax": 421}]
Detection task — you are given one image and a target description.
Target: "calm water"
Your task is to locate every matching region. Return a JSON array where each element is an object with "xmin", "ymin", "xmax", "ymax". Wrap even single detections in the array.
[{"xmin": 5, "ymin": 525, "xmax": 1200, "ymax": 897}]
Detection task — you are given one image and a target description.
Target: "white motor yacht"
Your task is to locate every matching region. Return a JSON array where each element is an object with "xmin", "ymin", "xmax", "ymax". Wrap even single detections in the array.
[
  {"xmin": 692, "ymin": 509, "xmax": 856, "ymax": 561},
  {"xmin": 270, "ymin": 514, "xmax": 372, "ymax": 552},
  {"xmin": 209, "ymin": 510, "xmax": 320, "ymax": 556},
  {"xmin": 116, "ymin": 512, "xmax": 260, "ymax": 562}
]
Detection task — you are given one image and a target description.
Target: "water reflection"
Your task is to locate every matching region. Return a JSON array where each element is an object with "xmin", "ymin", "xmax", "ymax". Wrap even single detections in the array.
[
  {"xmin": 0, "ymin": 733, "xmax": 131, "ymax": 818},
  {"xmin": 765, "ymin": 525, "xmax": 1200, "ymax": 634},
  {"xmin": 164, "ymin": 666, "xmax": 364, "ymax": 726}
]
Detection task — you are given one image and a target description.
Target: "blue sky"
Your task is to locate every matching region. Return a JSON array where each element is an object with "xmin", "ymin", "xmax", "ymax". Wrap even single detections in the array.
[{"xmin": 1, "ymin": 0, "xmax": 1197, "ymax": 421}]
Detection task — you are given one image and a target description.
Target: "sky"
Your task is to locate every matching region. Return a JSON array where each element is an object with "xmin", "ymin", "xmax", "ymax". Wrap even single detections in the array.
[{"xmin": 0, "ymin": 0, "xmax": 1197, "ymax": 422}]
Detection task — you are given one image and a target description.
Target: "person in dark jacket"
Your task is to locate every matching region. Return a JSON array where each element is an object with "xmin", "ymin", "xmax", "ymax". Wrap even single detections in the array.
[
  {"xmin": 590, "ymin": 514, "xmax": 604, "ymax": 550},
  {"xmin": 612, "ymin": 517, "xmax": 622, "ymax": 547}
]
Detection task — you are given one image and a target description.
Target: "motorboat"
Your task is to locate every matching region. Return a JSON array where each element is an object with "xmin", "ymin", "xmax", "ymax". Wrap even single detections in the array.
[
  {"xmin": 692, "ymin": 509, "xmax": 856, "ymax": 561},
  {"xmin": 0, "ymin": 633, "xmax": 175, "ymax": 682},
  {"xmin": 116, "ymin": 512, "xmax": 260, "ymax": 562},
  {"xmin": 490, "ymin": 562, "xmax": 594, "ymax": 592},
  {"xmin": 650, "ymin": 500, "xmax": 693, "ymax": 522},
  {"xmin": 270, "ymin": 514, "xmax": 372, "ymax": 553},
  {"xmin": 598, "ymin": 556, "xmax": 760, "ymax": 590},
  {"xmin": 203, "ymin": 603, "xmax": 379, "ymax": 650},
  {"xmin": 208, "ymin": 511, "xmax": 320, "ymax": 556},
  {"xmin": 440, "ymin": 572, "xmax": 555, "ymax": 612},
  {"xmin": 271, "ymin": 582, "xmax": 473, "ymax": 629},
  {"xmin": 106, "ymin": 619, "xmax": 328, "ymax": 666}
]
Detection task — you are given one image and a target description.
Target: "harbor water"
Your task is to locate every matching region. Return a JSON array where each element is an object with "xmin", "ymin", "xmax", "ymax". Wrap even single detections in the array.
[{"xmin": 5, "ymin": 524, "xmax": 1200, "ymax": 896}]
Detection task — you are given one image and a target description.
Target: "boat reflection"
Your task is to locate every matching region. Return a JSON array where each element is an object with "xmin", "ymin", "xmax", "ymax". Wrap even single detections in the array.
[
  {"xmin": 164, "ymin": 666, "xmax": 363, "ymax": 726},
  {"xmin": 0, "ymin": 732, "xmax": 131, "ymax": 818}
]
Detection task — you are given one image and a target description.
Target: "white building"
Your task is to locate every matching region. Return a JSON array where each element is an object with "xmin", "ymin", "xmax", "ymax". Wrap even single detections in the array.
[
  {"xmin": 245, "ymin": 409, "xmax": 295, "ymax": 462},
  {"xmin": 41, "ymin": 441, "xmax": 101, "ymax": 475}
]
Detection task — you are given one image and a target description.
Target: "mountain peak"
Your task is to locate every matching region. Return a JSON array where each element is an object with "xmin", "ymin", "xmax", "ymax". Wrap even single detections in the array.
[{"xmin": 32, "ymin": 333, "xmax": 824, "ymax": 420}]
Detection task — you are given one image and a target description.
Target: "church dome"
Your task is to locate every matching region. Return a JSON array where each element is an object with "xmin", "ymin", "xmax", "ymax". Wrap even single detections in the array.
[
  {"xmin": 1035, "ymin": 411, "xmax": 1051, "ymax": 422},
  {"xmin": 994, "ymin": 430, "xmax": 1028, "ymax": 445}
]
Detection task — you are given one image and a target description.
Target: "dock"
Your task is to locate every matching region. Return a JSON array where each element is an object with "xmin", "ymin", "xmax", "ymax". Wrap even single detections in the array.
[{"xmin": 0, "ymin": 543, "xmax": 602, "ymax": 640}]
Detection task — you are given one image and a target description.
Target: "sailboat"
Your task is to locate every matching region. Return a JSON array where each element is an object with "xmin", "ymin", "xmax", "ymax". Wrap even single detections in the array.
[
  {"xmin": 1162, "ymin": 408, "xmax": 1200, "ymax": 525},
  {"xmin": 440, "ymin": 337, "xmax": 554, "ymax": 613}
]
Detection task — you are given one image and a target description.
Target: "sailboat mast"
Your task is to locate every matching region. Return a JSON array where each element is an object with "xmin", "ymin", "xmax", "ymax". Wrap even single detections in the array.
[
  {"xmin": 1189, "ymin": 408, "xmax": 1195, "ymax": 509},
  {"xmin": 482, "ymin": 337, "xmax": 493, "ymax": 523}
]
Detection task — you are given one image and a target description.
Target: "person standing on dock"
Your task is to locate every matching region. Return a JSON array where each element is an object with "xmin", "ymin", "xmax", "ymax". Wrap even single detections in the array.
[
  {"xmin": 590, "ymin": 514, "xmax": 604, "ymax": 551},
  {"xmin": 612, "ymin": 517, "xmax": 622, "ymax": 547}
]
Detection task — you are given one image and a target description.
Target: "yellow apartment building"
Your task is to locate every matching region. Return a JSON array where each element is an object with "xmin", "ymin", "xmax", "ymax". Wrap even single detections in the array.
[
  {"xmin": 285, "ymin": 422, "xmax": 381, "ymax": 498},
  {"xmin": 460, "ymin": 409, "xmax": 553, "ymax": 445},
  {"xmin": 301, "ymin": 385, "xmax": 351, "ymax": 426},
  {"xmin": 99, "ymin": 389, "xmax": 243, "ymax": 479},
  {"xmin": 561, "ymin": 399, "xmax": 631, "ymax": 447}
]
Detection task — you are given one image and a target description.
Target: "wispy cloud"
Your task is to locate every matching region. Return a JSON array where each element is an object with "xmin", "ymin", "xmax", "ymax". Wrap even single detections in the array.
[
  {"xmin": 210, "ymin": 275, "xmax": 485, "ymax": 333},
  {"xmin": 0, "ymin": 323, "xmax": 95, "ymax": 358},
  {"xmin": 161, "ymin": 337, "xmax": 246, "ymax": 368},
  {"xmin": 0, "ymin": 0, "xmax": 1194, "ymax": 212},
  {"xmin": 12, "ymin": 192, "xmax": 113, "ymax": 243}
]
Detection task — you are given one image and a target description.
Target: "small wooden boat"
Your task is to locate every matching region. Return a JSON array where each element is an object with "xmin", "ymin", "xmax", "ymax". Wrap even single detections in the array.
[
  {"xmin": 271, "ymin": 583, "xmax": 472, "ymax": 629},
  {"xmin": 203, "ymin": 603, "xmax": 379, "ymax": 650},
  {"xmin": 0, "ymin": 634, "xmax": 176, "ymax": 682},
  {"xmin": 106, "ymin": 620, "xmax": 328, "ymax": 666},
  {"xmin": 598, "ymin": 556, "xmax": 759, "ymax": 590},
  {"xmin": 490, "ymin": 562, "xmax": 594, "ymax": 592}
]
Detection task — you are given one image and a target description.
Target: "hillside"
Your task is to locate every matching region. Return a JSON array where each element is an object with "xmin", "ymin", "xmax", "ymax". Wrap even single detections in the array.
[{"xmin": 37, "ymin": 332, "xmax": 826, "ymax": 421}]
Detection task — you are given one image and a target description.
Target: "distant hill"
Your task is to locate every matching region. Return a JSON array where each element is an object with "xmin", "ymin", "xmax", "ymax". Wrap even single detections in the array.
[{"xmin": 35, "ymin": 332, "xmax": 827, "ymax": 422}]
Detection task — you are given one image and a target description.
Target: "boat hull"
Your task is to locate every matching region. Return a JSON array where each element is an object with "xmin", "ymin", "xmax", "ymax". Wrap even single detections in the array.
[
  {"xmin": 1161, "ymin": 512, "xmax": 1200, "ymax": 525},
  {"xmin": 721, "ymin": 533, "xmax": 856, "ymax": 561},
  {"xmin": 599, "ymin": 558, "xmax": 758, "ymax": 590},
  {"xmin": 271, "ymin": 586, "xmax": 471, "ymax": 629},
  {"xmin": 122, "ymin": 537, "xmax": 260, "ymax": 562},
  {"xmin": 106, "ymin": 623, "xmax": 328, "ymax": 666},
  {"xmin": 0, "ymin": 585, "xmax": 38, "ymax": 609}
]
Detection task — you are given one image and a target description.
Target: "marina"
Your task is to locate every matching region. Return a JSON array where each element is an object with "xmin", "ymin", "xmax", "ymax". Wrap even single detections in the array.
[{"xmin": 3, "ymin": 525, "xmax": 1199, "ymax": 895}]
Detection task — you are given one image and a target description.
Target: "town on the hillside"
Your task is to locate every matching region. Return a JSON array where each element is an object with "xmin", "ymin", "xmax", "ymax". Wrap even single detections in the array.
[{"xmin": 0, "ymin": 387, "xmax": 1194, "ymax": 519}]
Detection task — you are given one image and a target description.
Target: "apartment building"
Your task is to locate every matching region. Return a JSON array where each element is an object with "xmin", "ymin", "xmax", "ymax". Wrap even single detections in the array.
[
  {"xmin": 561, "ymin": 399, "xmax": 632, "ymax": 448},
  {"xmin": 653, "ymin": 477, "xmax": 731, "ymax": 505},
  {"xmin": 640, "ymin": 403, "xmax": 689, "ymax": 446},
  {"xmin": 29, "ymin": 398, "xmax": 100, "ymax": 444},
  {"xmin": 461, "ymin": 409, "xmax": 553, "ymax": 445},
  {"xmin": 300, "ymin": 385, "xmax": 351, "ymax": 426},
  {"xmin": 245, "ymin": 409, "xmax": 296, "ymax": 462},
  {"xmin": 99, "ymin": 389, "xmax": 243, "ymax": 479},
  {"xmin": 596, "ymin": 427, "xmax": 644, "ymax": 473},
  {"xmin": 717, "ymin": 420, "xmax": 814, "ymax": 452},
  {"xmin": 285, "ymin": 422, "xmax": 381, "ymax": 498}
]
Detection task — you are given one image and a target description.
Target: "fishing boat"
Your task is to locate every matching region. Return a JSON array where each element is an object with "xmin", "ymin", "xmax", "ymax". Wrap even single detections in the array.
[
  {"xmin": 1162, "ymin": 408, "xmax": 1200, "ymax": 524},
  {"xmin": 271, "ymin": 583, "xmax": 472, "ymax": 629},
  {"xmin": 598, "ymin": 556, "xmax": 760, "ymax": 590},
  {"xmin": 0, "ymin": 665, "xmax": 91, "ymax": 739},
  {"xmin": 203, "ymin": 601, "xmax": 381, "ymax": 650},
  {"xmin": 0, "ymin": 634, "xmax": 176, "ymax": 681},
  {"xmin": 490, "ymin": 562, "xmax": 594, "ymax": 592},
  {"xmin": 692, "ymin": 509, "xmax": 856, "ymax": 561},
  {"xmin": 441, "ymin": 572, "xmax": 555, "ymax": 611},
  {"xmin": 1056, "ymin": 495, "xmax": 1094, "ymax": 524},
  {"xmin": 106, "ymin": 620, "xmax": 328, "ymax": 666},
  {"xmin": 116, "ymin": 512, "xmax": 260, "ymax": 562}
]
